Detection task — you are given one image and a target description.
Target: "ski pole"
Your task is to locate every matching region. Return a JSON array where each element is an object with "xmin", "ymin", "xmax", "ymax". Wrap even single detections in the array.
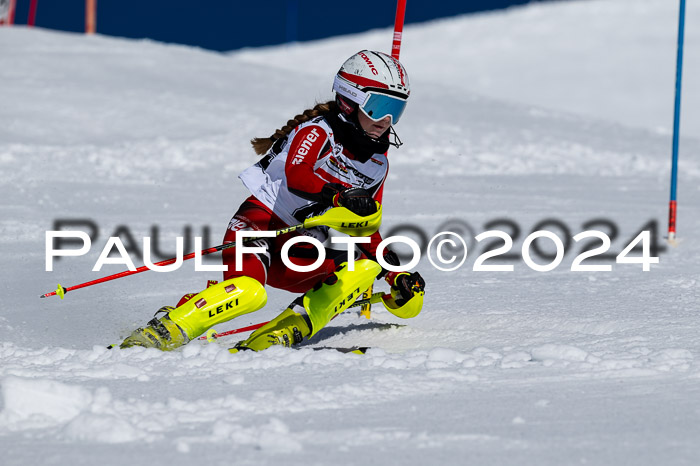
[
  {"xmin": 360, "ymin": 0, "xmax": 407, "ymax": 320},
  {"xmin": 40, "ymin": 224, "xmax": 305, "ymax": 299},
  {"xmin": 40, "ymin": 205, "xmax": 382, "ymax": 299},
  {"xmin": 199, "ymin": 321, "xmax": 267, "ymax": 341},
  {"xmin": 199, "ymin": 292, "xmax": 390, "ymax": 341}
]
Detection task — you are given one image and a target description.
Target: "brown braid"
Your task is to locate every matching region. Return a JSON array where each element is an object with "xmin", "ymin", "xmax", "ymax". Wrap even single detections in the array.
[{"xmin": 251, "ymin": 100, "xmax": 338, "ymax": 155}]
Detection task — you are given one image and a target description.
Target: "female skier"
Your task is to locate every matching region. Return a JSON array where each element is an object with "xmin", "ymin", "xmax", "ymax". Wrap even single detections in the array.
[{"xmin": 121, "ymin": 50, "xmax": 425, "ymax": 352}]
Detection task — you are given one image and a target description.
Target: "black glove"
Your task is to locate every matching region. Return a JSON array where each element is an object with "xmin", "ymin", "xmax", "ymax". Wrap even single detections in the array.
[
  {"xmin": 390, "ymin": 271, "xmax": 426, "ymax": 306},
  {"xmin": 321, "ymin": 183, "xmax": 377, "ymax": 217},
  {"xmin": 377, "ymin": 249, "xmax": 400, "ymax": 279}
]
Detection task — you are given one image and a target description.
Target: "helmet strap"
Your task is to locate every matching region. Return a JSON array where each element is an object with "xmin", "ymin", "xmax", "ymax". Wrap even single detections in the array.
[
  {"xmin": 387, "ymin": 126, "xmax": 403, "ymax": 149},
  {"xmin": 358, "ymin": 125, "xmax": 402, "ymax": 149},
  {"xmin": 327, "ymin": 112, "xmax": 390, "ymax": 162},
  {"xmin": 335, "ymin": 111, "xmax": 402, "ymax": 150}
]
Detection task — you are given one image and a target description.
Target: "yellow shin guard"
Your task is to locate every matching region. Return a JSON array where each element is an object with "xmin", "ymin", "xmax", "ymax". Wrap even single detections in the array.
[
  {"xmin": 168, "ymin": 276, "xmax": 267, "ymax": 340},
  {"xmin": 304, "ymin": 259, "xmax": 381, "ymax": 338},
  {"xmin": 230, "ymin": 260, "xmax": 381, "ymax": 353},
  {"xmin": 121, "ymin": 277, "xmax": 267, "ymax": 351}
]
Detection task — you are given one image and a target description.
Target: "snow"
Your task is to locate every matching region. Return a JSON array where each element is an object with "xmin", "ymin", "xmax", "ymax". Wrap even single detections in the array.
[
  {"xmin": 237, "ymin": 0, "xmax": 700, "ymax": 138},
  {"xmin": 2, "ymin": 0, "xmax": 700, "ymax": 464}
]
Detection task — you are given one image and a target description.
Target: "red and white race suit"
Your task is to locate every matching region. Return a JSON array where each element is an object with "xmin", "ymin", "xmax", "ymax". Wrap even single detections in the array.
[{"xmin": 223, "ymin": 116, "xmax": 389, "ymax": 291}]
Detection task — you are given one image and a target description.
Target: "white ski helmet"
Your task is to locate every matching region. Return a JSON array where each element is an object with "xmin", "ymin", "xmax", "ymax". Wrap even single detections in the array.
[{"xmin": 333, "ymin": 50, "xmax": 410, "ymax": 125}]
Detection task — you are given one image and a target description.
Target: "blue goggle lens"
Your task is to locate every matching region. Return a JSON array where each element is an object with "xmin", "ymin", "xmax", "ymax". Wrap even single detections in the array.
[{"xmin": 360, "ymin": 92, "xmax": 407, "ymax": 124}]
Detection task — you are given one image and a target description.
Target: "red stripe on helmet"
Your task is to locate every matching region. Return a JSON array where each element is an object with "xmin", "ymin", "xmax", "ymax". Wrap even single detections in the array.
[
  {"xmin": 339, "ymin": 71, "xmax": 389, "ymax": 90},
  {"xmin": 392, "ymin": 58, "xmax": 406, "ymax": 87}
]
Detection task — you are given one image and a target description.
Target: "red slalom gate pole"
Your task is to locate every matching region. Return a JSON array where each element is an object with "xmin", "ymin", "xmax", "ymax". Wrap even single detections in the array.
[
  {"xmin": 391, "ymin": 0, "xmax": 407, "ymax": 59},
  {"xmin": 85, "ymin": 0, "xmax": 96, "ymax": 34},
  {"xmin": 1, "ymin": 0, "xmax": 17, "ymax": 25},
  {"xmin": 27, "ymin": 0, "xmax": 38, "ymax": 26},
  {"xmin": 361, "ymin": 0, "xmax": 407, "ymax": 319}
]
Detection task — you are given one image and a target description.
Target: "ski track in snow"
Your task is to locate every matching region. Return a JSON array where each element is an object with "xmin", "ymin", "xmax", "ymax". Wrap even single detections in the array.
[{"xmin": 2, "ymin": 0, "xmax": 700, "ymax": 464}]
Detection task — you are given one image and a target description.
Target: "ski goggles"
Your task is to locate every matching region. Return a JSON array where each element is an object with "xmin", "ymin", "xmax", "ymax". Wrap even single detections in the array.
[
  {"xmin": 358, "ymin": 92, "xmax": 408, "ymax": 125},
  {"xmin": 333, "ymin": 75, "xmax": 408, "ymax": 125}
]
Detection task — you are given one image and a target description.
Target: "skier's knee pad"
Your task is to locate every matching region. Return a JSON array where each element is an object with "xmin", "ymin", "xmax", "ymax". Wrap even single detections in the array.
[
  {"xmin": 168, "ymin": 276, "xmax": 267, "ymax": 339},
  {"xmin": 304, "ymin": 259, "xmax": 381, "ymax": 337}
]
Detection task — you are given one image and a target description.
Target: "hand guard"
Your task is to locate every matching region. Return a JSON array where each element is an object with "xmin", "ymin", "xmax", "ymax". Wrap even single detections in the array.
[
  {"xmin": 321, "ymin": 183, "xmax": 377, "ymax": 217},
  {"xmin": 386, "ymin": 271, "xmax": 426, "ymax": 306}
]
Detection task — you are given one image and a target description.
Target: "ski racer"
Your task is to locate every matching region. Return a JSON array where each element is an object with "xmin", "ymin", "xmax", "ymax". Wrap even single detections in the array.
[{"xmin": 120, "ymin": 50, "xmax": 426, "ymax": 352}]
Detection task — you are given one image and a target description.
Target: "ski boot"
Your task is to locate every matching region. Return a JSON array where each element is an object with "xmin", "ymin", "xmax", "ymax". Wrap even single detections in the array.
[
  {"xmin": 120, "ymin": 276, "xmax": 267, "ymax": 351},
  {"xmin": 120, "ymin": 306, "xmax": 189, "ymax": 351},
  {"xmin": 230, "ymin": 298, "xmax": 311, "ymax": 352},
  {"xmin": 231, "ymin": 259, "xmax": 381, "ymax": 353}
]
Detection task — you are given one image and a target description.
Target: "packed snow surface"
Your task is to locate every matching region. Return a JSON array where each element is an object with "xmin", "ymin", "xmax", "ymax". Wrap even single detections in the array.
[{"xmin": 1, "ymin": 0, "xmax": 700, "ymax": 464}]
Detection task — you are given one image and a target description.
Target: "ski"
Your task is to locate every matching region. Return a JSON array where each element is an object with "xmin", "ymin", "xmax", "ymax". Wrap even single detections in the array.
[
  {"xmin": 305, "ymin": 346, "xmax": 370, "ymax": 354},
  {"xmin": 108, "ymin": 292, "xmax": 401, "ymax": 350},
  {"xmin": 198, "ymin": 291, "xmax": 390, "ymax": 342},
  {"xmin": 108, "ymin": 342, "xmax": 370, "ymax": 354}
]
